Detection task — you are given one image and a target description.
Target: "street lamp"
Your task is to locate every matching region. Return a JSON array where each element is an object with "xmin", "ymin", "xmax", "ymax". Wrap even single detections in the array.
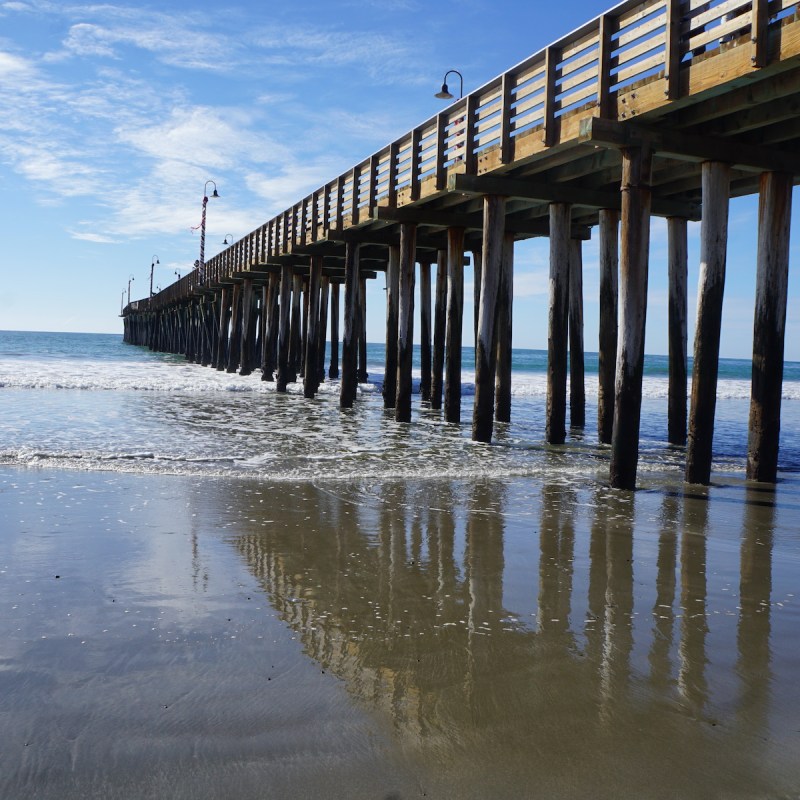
[
  {"xmin": 196, "ymin": 179, "xmax": 219, "ymax": 285},
  {"xmin": 150, "ymin": 255, "xmax": 159, "ymax": 297},
  {"xmin": 222, "ymin": 233, "xmax": 234, "ymax": 245},
  {"xmin": 127, "ymin": 274, "xmax": 135, "ymax": 305},
  {"xmin": 435, "ymin": 69, "xmax": 463, "ymax": 100}
]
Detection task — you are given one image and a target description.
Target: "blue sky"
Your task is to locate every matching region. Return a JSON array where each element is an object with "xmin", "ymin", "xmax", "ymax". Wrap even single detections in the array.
[{"xmin": 1, "ymin": 0, "xmax": 798, "ymax": 360}]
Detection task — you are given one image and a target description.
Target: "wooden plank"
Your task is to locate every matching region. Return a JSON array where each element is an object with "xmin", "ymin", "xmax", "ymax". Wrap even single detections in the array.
[
  {"xmin": 435, "ymin": 112, "xmax": 448, "ymax": 191},
  {"xmin": 410, "ymin": 128, "xmax": 422, "ymax": 201},
  {"xmin": 686, "ymin": 161, "xmax": 731, "ymax": 485},
  {"xmin": 664, "ymin": 0, "xmax": 682, "ymax": 99}
]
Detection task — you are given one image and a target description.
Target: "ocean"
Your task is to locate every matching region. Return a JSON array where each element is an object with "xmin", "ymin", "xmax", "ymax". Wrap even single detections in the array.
[
  {"xmin": 2, "ymin": 329, "xmax": 799, "ymax": 798},
  {"xmin": 2, "ymin": 329, "xmax": 799, "ymax": 480}
]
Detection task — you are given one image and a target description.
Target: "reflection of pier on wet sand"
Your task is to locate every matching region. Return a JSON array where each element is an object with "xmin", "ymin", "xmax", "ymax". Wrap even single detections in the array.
[{"xmin": 233, "ymin": 478, "xmax": 796, "ymax": 797}]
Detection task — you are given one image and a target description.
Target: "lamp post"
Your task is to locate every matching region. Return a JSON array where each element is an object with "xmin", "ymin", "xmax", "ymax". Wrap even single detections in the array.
[
  {"xmin": 222, "ymin": 233, "xmax": 234, "ymax": 246},
  {"xmin": 150, "ymin": 255, "xmax": 159, "ymax": 297},
  {"xmin": 127, "ymin": 274, "xmax": 135, "ymax": 305},
  {"xmin": 197, "ymin": 179, "xmax": 219, "ymax": 285},
  {"xmin": 435, "ymin": 69, "xmax": 463, "ymax": 100}
]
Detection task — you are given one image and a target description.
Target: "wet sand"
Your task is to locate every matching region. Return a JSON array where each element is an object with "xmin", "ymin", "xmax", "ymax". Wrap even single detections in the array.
[{"xmin": 1, "ymin": 466, "xmax": 799, "ymax": 799}]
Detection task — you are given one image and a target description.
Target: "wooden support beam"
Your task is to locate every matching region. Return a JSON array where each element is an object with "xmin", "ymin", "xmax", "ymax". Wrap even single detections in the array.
[
  {"xmin": 239, "ymin": 278, "xmax": 255, "ymax": 376},
  {"xmin": 472, "ymin": 196, "xmax": 505, "ymax": 443},
  {"xmin": 610, "ymin": 145, "xmax": 653, "ymax": 490},
  {"xmin": 667, "ymin": 217, "xmax": 688, "ymax": 446},
  {"xmin": 686, "ymin": 162, "xmax": 731, "ymax": 485},
  {"xmin": 447, "ymin": 173, "xmax": 700, "ymax": 220},
  {"xmin": 304, "ymin": 255, "xmax": 322, "ymax": 398},
  {"xmin": 569, "ymin": 238, "xmax": 585, "ymax": 429},
  {"xmin": 340, "ymin": 241, "xmax": 361, "ymax": 408},
  {"xmin": 215, "ymin": 286, "xmax": 231, "ymax": 371},
  {"xmin": 597, "ymin": 209, "xmax": 619, "ymax": 445},
  {"xmin": 444, "ymin": 228, "xmax": 465, "ymax": 424},
  {"xmin": 396, "ymin": 222, "xmax": 417, "ymax": 423},
  {"xmin": 597, "ymin": 13, "xmax": 614, "ymax": 118},
  {"xmin": 285, "ymin": 274, "xmax": 301, "ymax": 381},
  {"xmin": 751, "ymin": 0, "xmax": 770, "ymax": 69},
  {"xmin": 358, "ymin": 276, "xmax": 368, "ymax": 383},
  {"xmin": 276, "ymin": 263, "xmax": 293, "ymax": 392},
  {"xmin": 495, "ymin": 233, "xmax": 514, "ymax": 425},
  {"xmin": 472, "ymin": 248, "xmax": 482, "ymax": 367},
  {"xmin": 430, "ymin": 250, "xmax": 447, "ymax": 410},
  {"xmin": 226, "ymin": 284, "xmax": 242, "ymax": 374},
  {"xmin": 747, "ymin": 172, "xmax": 792, "ymax": 482},
  {"xmin": 317, "ymin": 275, "xmax": 330, "ymax": 384},
  {"xmin": 329, "ymin": 281, "xmax": 340, "ymax": 379},
  {"xmin": 384, "ymin": 245, "xmax": 400, "ymax": 409},
  {"xmin": 580, "ymin": 116, "xmax": 800, "ymax": 175},
  {"xmin": 265, "ymin": 272, "xmax": 280, "ymax": 381},
  {"xmin": 546, "ymin": 203, "xmax": 571, "ymax": 445},
  {"xmin": 419, "ymin": 258, "xmax": 433, "ymax": 402}
]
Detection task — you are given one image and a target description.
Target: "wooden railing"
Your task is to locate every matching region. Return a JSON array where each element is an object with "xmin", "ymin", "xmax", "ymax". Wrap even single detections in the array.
[{"xmin": 133, "ymin": 0, "xmax": 797, "ymax": 312}]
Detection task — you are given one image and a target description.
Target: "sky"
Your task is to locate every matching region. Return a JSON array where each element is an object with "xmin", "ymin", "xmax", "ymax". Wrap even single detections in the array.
[{"xmin": 0, "ymin": 0, "xmax": 798, "ymax": 360}]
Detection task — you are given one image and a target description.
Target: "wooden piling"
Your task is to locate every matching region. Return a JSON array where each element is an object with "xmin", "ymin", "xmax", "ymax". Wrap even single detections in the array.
[
  {"xmin": 444, "ymin": 228, "xmax": 466, "ymax": 424},
  {"xmin": 329, "ymin": 281, "xmax": 340, "ymax": 379},
  {"xmin": 226, "ymin": 284, "xmax": 242, "ymax": 374},
  {"xmin": 384, "ymin": 245, "xmax": 400, "ymax": 409},
  {"xmin": 419, "ymin": 258, "xmax": 432, "ymax": 402},
  {"xmin": 747, "ymin": 171, "xmax": 792, "ymax": 483},
  {"xmin": 215, "ymin": 287, "xmax": 230, "ymax": 371},
  {"xmin": 276, "ymin": 264, "xmax": 293, "ymax": 392},
  {"xmin": 472, "ymin": 195, "xmax": 505, "ymax": 443},
  {"xmin": 495, "ymin": 232, "xmax": 514, "ymax": 424},
  {"xmin": 569, "ymin": 238, "xmax": 585, "ymax": 428},
  {"xmin": 317, "ymin": 275, "xmax": 330, "ymax": 383},
  {"xmin": 597, "ymin": 209, "xmax": 619, "ymax": 444},
  {"xmin": 262, "ymin": 273, "xmax": 279, "ymax": 381},
  {"xmin": 667, "ymin": 216, "xmax": 688, "ymax": 446},
  {"xmin": 396, "ymin": 222, "xmax": 417, "ymax": 422},
  {"xmin": 610, "ymin": 146, "xmax": 653, "ymax": 490},
  {"xmin": 358, "ymin": 276, "xmax": 368, "ymax": 384},
  {"xmin": 430, "ymin": 250, "xmax": 447, "ymax": 410},
  {"xmin": 258, "ymin": 284, "xmax": 268, "ymax": 375},
  {"xmin": 340, "ymin": 242, "xmax": 361, "ymax": 408},
  {"xmin": 301, "ymin": 277, "xmax": 309, "ymax": 377},
  {"xmin": 546, "ymin": 203, "xmax": 571, "ymax": 445},
  {"xmin": 288, "ymin": 273, "xmax": 302, "ymax": 382},
  {"xmin": 304, "ymin": 256, "xmax": 322, "ymax": 398},
  {"xmin": 686, "ymin": 161, "xmax": 730, "ymax": 486},
  {"xmin": 239, "ymin": 278, "xmax": 254, "ymax": 376},
  {"xmin": 473, "ymin": 248, "xmax": 482, "ymax": 366}
]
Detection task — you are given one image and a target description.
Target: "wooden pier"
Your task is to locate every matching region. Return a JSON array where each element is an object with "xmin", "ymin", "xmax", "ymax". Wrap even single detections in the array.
[{"xmin": 123, "ymin": 0, "xmax": 800, "ymax": 489}]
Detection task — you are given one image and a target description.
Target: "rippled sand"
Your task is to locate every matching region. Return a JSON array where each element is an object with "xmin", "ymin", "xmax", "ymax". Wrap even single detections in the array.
[{"xmin": 1, "ymin": 467, "xmax": 799, "ymax": 799}]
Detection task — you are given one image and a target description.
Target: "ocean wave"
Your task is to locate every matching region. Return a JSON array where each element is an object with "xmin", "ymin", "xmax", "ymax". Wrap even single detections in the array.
[{"xmin": 3, "ymin": 358, "xmax": 799, "ymax": 401}]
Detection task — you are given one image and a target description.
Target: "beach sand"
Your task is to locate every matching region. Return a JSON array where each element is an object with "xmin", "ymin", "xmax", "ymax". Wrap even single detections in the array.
[{"xmin": 1, "ymin": 466, "xmax": 799, "ymax": 799}]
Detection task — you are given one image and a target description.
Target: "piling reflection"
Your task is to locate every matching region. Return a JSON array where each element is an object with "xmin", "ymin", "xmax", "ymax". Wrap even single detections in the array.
[{"xmin": 231, "ymin": 479, "xmax": 786, "ymax": 794}]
